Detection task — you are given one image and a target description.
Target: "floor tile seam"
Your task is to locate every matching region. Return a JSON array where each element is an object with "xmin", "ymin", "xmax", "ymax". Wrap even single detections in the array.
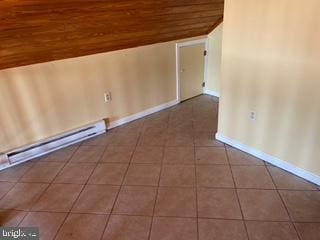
[
  {"xmin": 192, "ymin": 112, "xmax": 200, "ymax": 240},
  {"xmin": 147, "ymin": 134, "xmax": 166, "ymax": 240},
  {"xmin": 20, "ymin": 144, "xmax": 82, "ymax": 219},
  {"xmin": 4, "ymin": 181, "xmax": 317, "ymax": 191},
  {"xmin": 99, "ymin": 129, "xmax": 142, "ymax": 240},
  {"xmin": 0, "ymin": 181, "xmax": 16, "ymax": 202},
  {"xmin": 3, "ymin": 208, "xmax": 320, "ymax": 224},
  {"xmin": 51, "ymin": 144, "xmax": 108, "ymax": 240},
  {"xmin": 223, "ymin": 144, "xmax": 250, "ymax": 240},
  {"xmin": 264, "ymin": 165, "xmax": 302, "ymax": 240},
  {"xmin": 19, "ymin": 144, "xmax": 82, "ymax": 236}
]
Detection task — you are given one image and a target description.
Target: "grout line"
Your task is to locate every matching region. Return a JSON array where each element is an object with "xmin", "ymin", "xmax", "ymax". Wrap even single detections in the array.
[
  {"xmin": 2, "ymin": 207, "xmax": 319, "ymax": 224},
  {"xmin": 224, "ymin": 145, "xmax": 250, "ymax": 240},
  {"xmin": 192, "ymin": 102, "xmax": 200, "ymax": 240},
  {"xmin": 147, "ymin": 123, "xmax": 167, "ymax": 240},
  {"xmin": 265, "ymin": 166, "xmax": 303, "ymax": 240},
  {"xmin": 99, "ymin": 128, "xmax": 142, "ymax": 240},
  {"xmin": 0, "ymin": 182, "xmax": 16, "ymax": 201},
  {"xmin": 51, "ymin": 144, "xmax": 108, "ymax": 240},
  {"xmin": 0, "ymin": 161, "xmax": 38, "ymax": 202},
  {"xmin": 18, "ymin": 144, "xmax": 81, "ymax": 230},
  {"xmin": 3, "ymin": 96, "xmax": 317, "ymax": 239}
]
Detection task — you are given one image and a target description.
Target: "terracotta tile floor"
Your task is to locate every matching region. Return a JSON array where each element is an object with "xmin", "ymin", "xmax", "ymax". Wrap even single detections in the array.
[{"xmin": 0, "ymin": 95, "xmax": 319, "ymax": 240}]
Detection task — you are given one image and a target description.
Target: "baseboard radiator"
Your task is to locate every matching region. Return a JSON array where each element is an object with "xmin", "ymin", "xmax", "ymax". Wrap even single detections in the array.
[{"xmin": 0, "ymin": 120, "xmax": 106, "ymax": 171}]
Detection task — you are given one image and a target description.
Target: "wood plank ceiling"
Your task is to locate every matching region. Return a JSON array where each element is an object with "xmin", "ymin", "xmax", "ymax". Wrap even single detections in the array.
[{"xmin": 0, "ymin": 0, "xmax": 224, "ymax": 70}]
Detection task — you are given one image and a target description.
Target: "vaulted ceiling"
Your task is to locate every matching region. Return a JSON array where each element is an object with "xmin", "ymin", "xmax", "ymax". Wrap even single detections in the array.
[{"xmin": 0, "ymin": 0, "xmax": 224, "ymax": 70}]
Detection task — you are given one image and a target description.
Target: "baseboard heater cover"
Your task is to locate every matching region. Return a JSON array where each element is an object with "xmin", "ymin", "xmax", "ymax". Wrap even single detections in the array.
[{"xmin": 0, "ymin": 120, "xmax": 106, "ymax": 170}]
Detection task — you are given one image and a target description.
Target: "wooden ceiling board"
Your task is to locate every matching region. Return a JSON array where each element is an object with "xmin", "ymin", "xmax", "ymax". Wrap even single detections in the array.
[{"xmin": 0, "ymin": 0, "xmax": 224, "ymax": 69}]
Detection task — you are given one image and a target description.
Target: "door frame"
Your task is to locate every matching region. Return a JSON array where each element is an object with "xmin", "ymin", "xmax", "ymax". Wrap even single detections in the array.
[{"xmin": 175, "ymin": 38, "xmax": 209, "ymax": 102}]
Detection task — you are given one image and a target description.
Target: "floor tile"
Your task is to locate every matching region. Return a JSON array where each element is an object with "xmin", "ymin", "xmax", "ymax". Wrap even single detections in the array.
[
  {"xmin": 154, "ymin": 187, "xmax": 197, "ymax": 217},
  {"xmin": 144, "ymin": 120, "xmax": 168, "ymax": 132},
  {"xmin": 132, "ymin": 146, "xmax": 164, "ymax": 164},
  {"xmin": 294, "ymin": 223, "xmax": 320, "ymax": 240},
  {"xmin": 232, "ymin": 166, "xmax": 275, "ymax": 189},
  {"xmin": 246, "ymin": 221, "xmax": 299, "ymax": 240},
  {"xmin": 167, "ymin": 121, "xmax": 193, "ymax": 134},
  {"xmin": 100, "ymin": 146, "xmax": 134, "ymax": 163},
  {"xmin": 102, "ymin": 215, "xmax": 152, "ymax": 240},
  {"xmin": 110, "ymin": 133, "xmax": 140, "ymax": 146},
  {"xmin": 139, "ymin": 128, "xmax": 167, "ymax": 146},
  {"xmin": 0, "ymin": 182, "xmax": 15, "ymax": 199},
  {"xmin": 55, "ymin": 213, "xmax": 108, "ymax": 240},
  {"xmin": 268, "ymin": 166, "xmax": 318, "ymax": 190},
  {"xmin": 0, "ymin": 183, "xmax": 48, "ymax": 210},
  {"xmin": 32, "ymin": 184, "xmax": 83, "ymax": 212},
  {"xmin": 82, "ymin": 133, "xmax": 114, "ymax": 146},
  {"xmin": 166, "ymin": 133, "xmax": 194, "ymax": 147},
  {"xmin": 113, "ymin": 186, "xmax": 157, "ymax": 215},
  {"xmin": 279, "ymin": 190, "xmax": 320, "ymax": 222},
  {"xmin": 197, "ymin": 165, "xmax": 234, "ymax": 188},
  {"xmin": 116, "ymin": 120, "xmax": 145, "ymax": 134},
  {"xmin": 150, "ymin": 217, "xmax": 197, "ymax": 240},
  {"xmin": 146, "ymin": 110, "xmax": 169, "ymax": 122},
  {"xmin": 163, "ymin": 147, "xmax": 195, "ymax": 165},
  {"xmin": 20, "ymin": 162, "xmax": 64, "ymax": 183},
  {"xmin": 123, "ymin": 164, "xmax": 161, "ymax": 186},
  {"xmin": 227, "ymin": 148, "xmax": 264, "ymax": 165},
  {"xmin": 0, "ymin": 210, "xmax": 27, "ymax": 226},
  {"xmin": 2, "ymin": 95, "xmax": 315, "ymax": 240},
  {"xmin": 169, "ymin": 114, "xmax": 192, "ymax": 125},
  {"xmin": 19, "ymin": 212, "xmax": 67, "ymax": 240},
  {"xmin": 197, "ymin": 188, "xmax": 242, "ymax": 219},
  {"xmin": 43, "ymin": 146, "xmax": 78, "ymax": 162},
  {"xmin": 193, "ymin": 120, "xmax": 217, "ymax": 132},
  {"xmin": 237, "ymin": 189, "xmax": 289, "ymax": 221},
  {"xmin": 160, "ymin": 165, "xmax": 195, "ymax": 187},
  {"xmin": 194, "ymin": 132, "xmax": 223, "ymax": 147},
  {"xmin": 70, "ymin": 145, "xmax": 105, "ymax": 163},
  {"xmin": 195, "ymin": 147, "xmax": 228, "ymax": 165},
  {"xmin": 198, "ymin": 219, "xmax": 248, "ymax": 240},
  {"xmin": 0, "ymin": 162, "xmax": 34, "ymax": 182},
  {"xmin": 88, "ymin": 163, "xmax": 128, "ymax": 185},
  {"xmin": 54, "ymin": 163, "xmax": 95, "ymax": 184},
  {"xmin": 72, "ymin": 185, "xmax": 119, "ymax": 214}
]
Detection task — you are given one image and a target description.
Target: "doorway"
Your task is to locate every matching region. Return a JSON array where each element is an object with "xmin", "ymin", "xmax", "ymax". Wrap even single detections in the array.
[{"xmin": 176, "ymin": 39, "xmax": 208, "ymax": 102}]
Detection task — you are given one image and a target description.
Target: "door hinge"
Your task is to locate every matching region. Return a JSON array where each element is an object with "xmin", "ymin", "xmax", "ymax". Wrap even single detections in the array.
[
  {"xmin": 203, "ymin": 50, "xmax": 207, "ymax": 56},
  {"xmin": 202, "ymin": 82, "xmax": 206, "ymax": 87}
]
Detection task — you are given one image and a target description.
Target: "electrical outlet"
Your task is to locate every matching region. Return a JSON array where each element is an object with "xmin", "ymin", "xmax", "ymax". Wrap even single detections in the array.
[
  {"xmin": 250, "ymin": 111, "xmax": 256, "ymax": 121},
  {"xmin": 104, "ymin": 92, "xmax": 112, "ymax": 102}
]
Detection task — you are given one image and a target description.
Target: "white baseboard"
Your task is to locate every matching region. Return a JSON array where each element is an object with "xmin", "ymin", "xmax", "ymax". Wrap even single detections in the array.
[
  {"xmin": 0, "ymin": 100, "xmax": 179, "ymax": 171},
  {"xmin": 216, "ymin": 132, "xmax": 320, "ymax": 186},
  {"xmin": 204, "ymin": 89, "xmax": 220, "ymax": 98},
  {"xmin": 107, "ymin": 99, "xmax": 179, "ymax": 129}
]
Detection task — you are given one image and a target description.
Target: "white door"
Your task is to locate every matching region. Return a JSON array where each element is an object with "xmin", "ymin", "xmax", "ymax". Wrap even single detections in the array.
[{"xmin": 180, "ymin": 43, "xmax": 205, "ymax": 101}]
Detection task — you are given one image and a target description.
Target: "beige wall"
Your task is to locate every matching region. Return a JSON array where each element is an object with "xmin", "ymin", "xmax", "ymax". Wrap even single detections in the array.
[
  {"xmin": 207, "ymin": 23, "xmax": 223, "ymax": 94},
  {"xmin": 0, "ymin": 38, "xmax": 205, "ymax": 153},
  {"xmin": 219, "ymin": 0, "xmax": 320, "ymax": 175}
]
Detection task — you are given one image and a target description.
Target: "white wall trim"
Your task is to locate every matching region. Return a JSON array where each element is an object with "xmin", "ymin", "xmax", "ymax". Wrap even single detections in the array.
[
  {"xmin": 204, "ymin": 89, "xmax": 220, "ymax": 98},
  {"xmin": 176, "ymin": 38, "xmax": 208, "ymax": 47},
  {"xmin": 0, "ymin": 100, "xmax": 179, "ymax": 171},
  {"xmin": 107, "ymin": 99, "xmax": 179, "ymax": 129},
  {"xmin": 216, "ymin": 132, "xmax": 320, "ymax": 186},
  {"xmin": 176, "ymin": 38, "xmax": 208, "ymax": 102}
]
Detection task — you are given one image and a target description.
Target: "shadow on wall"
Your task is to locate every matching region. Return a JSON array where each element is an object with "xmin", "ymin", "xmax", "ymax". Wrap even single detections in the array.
[{"xmin": 0, "ymin": 42, "xmax": 177, "ymax": 152}]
